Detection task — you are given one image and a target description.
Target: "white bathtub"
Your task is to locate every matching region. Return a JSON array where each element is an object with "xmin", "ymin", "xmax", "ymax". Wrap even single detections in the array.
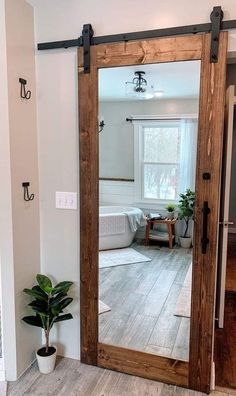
[{"xmin": 99, "ymin": 206, "xmax": 139, "ymax": 251}]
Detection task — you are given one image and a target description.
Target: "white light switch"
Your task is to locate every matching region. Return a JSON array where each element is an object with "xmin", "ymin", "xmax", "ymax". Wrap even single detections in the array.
[{"xmin": 56, "ymin": 192, "xmax": 77, "ymax": 210}]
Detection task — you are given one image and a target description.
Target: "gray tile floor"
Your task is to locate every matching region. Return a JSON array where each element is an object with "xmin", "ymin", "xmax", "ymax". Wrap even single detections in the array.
[
  {"xmin": 7, "ymin": 357, "xmax": 235, "ymax": 395},
  {"xmin": 99, "ymin": 242, "xmax": 192, "ymax": 361}
]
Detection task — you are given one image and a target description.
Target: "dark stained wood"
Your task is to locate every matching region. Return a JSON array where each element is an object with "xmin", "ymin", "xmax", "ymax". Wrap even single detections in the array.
[
  {"xmin": 98, "ymin": 343, "xmax": 189, "ymax": 388},
  {"xmin": 79, "ymin": 48, "xmax": 99, "ymax": 365},
  {"xmin": 189, "ymin": 32, "xmax": 228, "ymax": 394},
  {"xmin": 79, "ymin": 32, "xmax": 228, "ymax": 394},
  {"xmin": 226, "ymin": 234, "xmax": 236, "ymax": 293},
  {"xmin": 78, "ymin": 35, "xmax": 203, "ymax": 69},
  {"xmin": 215, "ymin": 293, "xmax": 236, "ymax": 389}
]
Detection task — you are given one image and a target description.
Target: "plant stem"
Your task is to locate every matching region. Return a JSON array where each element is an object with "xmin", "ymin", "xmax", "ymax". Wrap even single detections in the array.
[
  {"xmin": 45, "ymin": 329, "xmax": 49, "ymax": 354},
  {"xmin": 184, "ymin": 218, "xmax": 189, "ymax": 238},
  {"xmin": 45, "ymin": 293, "xmax": 50, "ymax": 354}
]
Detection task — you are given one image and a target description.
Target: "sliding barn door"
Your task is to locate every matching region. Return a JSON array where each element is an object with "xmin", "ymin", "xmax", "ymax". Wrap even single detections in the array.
[
  {"xmin": 79, "ymin": 32, "xmax": 228, "ymax": 394},
  {"xmin": 216, "ymin": 85, "xmax": 235, "ymax": 328}
]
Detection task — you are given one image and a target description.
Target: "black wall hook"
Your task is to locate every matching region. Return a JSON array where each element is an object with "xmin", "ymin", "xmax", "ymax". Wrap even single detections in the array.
[
  {"xmin": 22, "ymin": 182, "xmax": 35, "ymax": 201},
  {"xmin": 19, "ymin": 78, "xmax": 31, "ymax": 100}
]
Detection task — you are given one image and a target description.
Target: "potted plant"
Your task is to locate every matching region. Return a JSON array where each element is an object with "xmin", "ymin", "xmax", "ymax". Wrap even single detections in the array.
[
  {"xmin": 22, "ymin": 274, "xmax": 73, "ymax": 374},
  {"xmin": 165, "ymin": 203, "xmax": 176, "ymax": 219},
  {"xmin": 178, "ymin": 189, "xmax": 195, "ymax": 248}
]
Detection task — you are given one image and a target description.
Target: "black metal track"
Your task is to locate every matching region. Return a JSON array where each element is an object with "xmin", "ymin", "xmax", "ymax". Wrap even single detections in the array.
[{"xmin": 38, "ymin": 19, "xmax": 236, "ymax": 51}]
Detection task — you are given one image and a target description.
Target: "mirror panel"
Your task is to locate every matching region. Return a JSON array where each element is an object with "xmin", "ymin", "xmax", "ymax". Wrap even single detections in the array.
[{"xmin": 98, "ymin": 61, "xmax": 201, "ymax": 361}]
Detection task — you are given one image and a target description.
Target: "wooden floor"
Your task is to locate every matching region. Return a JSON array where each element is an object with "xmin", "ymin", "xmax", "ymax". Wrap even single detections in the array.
[
  {"xmin": 215, "ymin": 293, "xmax": 236, "ymax": 389},
  {"xmin": 215, "ymin": 234, "xmax": 236, "ymax": 389},
  {"xmin": 226, "ymin": 234, "xmax": 236, "ymax": 292},
  {"xmin": 99, "ymin": 242, "xmax": 192, "ymax": 361},
  {"xmin": 7, "ymin": 357, "xmax": 235, "ymax": 395}
]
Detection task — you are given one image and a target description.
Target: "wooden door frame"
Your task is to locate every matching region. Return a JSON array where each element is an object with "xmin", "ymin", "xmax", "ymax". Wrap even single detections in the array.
[{"xmin": 78, "ymin": 32, "xmax": 227, "ymax": 394}]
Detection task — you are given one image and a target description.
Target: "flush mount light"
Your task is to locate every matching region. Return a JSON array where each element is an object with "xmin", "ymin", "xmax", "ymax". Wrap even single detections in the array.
[
  {"xmin": 125, "ymin": 71, "xmax": 147, "ymax": 96},
  {"xmin": 125, "ymin": 71, "xmax": 164, "ymax": 99}
]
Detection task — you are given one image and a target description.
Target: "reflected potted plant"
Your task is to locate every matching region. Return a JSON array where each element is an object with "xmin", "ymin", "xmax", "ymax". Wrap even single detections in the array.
[
  {"xmin": 165, "ymin": 203, "xmax": 176, "ymax": 219},
  {"xmin": 22, "ymin": 274, "xmax": 73, "ymax": 374},
  {"xmin": 178, "ymin": 189, "xmax": 195, "ymax": 248}
]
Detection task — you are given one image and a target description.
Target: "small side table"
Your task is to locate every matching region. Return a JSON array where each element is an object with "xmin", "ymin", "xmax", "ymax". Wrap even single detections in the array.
[{"xmin": 145, "ymin": 217, "xmax": 177, "ymax": 249}]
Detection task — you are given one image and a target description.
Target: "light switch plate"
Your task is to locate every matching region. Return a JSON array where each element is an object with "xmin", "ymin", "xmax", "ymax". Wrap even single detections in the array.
[{"xmin": 56, "ymin": 192, "xmax": 77, "ymax": 210}]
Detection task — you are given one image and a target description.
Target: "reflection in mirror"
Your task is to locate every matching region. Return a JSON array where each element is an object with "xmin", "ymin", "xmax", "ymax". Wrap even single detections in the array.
[{"xmin": 98, "ymin": 61, "xmax": 200, "ymax": 361}]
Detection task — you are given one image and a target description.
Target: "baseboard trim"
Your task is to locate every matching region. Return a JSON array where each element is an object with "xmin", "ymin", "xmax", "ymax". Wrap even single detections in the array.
[
  {"xmin": 228, "ymin": 227, "xmax": 236, "ymax": 234},
  {"xmin": 16, "ymin": 358, "xmax": 36, "ymax": 381}
]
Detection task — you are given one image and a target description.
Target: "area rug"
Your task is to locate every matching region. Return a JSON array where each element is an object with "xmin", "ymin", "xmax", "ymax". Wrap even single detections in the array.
[
  {"xmin": 99, "ymin": 300, "xmax": 111, "ymax": 315},
  {"xmin": 174, "ymin": 264, "xmax": 192, "ymax": 318},
  {"xmin": 99, "ymin": 247, "xmax": 151, "ymax": 269}
]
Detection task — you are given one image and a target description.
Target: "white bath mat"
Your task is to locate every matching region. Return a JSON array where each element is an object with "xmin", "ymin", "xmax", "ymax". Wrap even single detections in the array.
[
  {"xmin": 99, "ymin": 248, "xmax": 151, "ymax": 269},
  {"xmin": 99, "ymin": 300, "xmax": 111, "ymax": 314}
]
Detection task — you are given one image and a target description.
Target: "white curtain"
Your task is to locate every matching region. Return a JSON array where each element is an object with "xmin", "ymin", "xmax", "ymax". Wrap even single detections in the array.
[{"xmin": 179, "ymin": 118, "xmax": 198, "ymax": 193}]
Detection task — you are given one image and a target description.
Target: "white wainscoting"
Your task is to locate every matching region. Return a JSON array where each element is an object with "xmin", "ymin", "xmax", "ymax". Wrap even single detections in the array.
[
  {"xmin": 99, "ymin": 180, "xmax": 135, "ymax": 206},
  {"xmin": 99, "ymin": 180, "xmax": 190, "ymax": 239},
  {"xmin": 99, "ymin": 180, "xmax": 172, "ymax": 210}
]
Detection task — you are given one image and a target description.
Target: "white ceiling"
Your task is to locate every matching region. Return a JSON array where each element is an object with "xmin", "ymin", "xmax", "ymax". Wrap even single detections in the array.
[{"xmin": 99, "ymin": 61, "xmax": 201, "ymax": 101}]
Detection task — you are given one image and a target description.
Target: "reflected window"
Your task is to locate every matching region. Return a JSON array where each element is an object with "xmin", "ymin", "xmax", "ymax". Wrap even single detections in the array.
[{"xmin": 134, "ymin": 118, "xmax": 198, "ymax": 204}]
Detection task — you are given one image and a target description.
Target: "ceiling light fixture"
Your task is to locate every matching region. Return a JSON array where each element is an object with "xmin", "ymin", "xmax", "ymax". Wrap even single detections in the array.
[{"xmin": 125, "ymin": 71, "xmax": 164, "ymax": 99}]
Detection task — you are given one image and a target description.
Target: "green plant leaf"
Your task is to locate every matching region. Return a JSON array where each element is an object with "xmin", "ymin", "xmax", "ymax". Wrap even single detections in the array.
[
  {"xmin": 52, "ymin": 281, "xmax": 73, "ymax": 295},
  {"xmin": 28, "ymin": 301, "xmax": 48, "ymax": 315},
  {"xmin": 32, "ymin": 285, "xmax": 48, "ymax": 299},
  {"xmin": 36, "ymin": 274, "xmax": 53, "ymax": 293},
  {"xmin": 50, "ymin": 292, "xmax": 68, "ymax": 307},
  {"xmin": 54, "ymin": 313, "xmax": 73, "ymax": 323},
  {"xmin": 23, "ymin": 288, "xmax": 48, "ymax": 302},
  {"xmin": 50, "ymin": 297, "xmax": 73, "ymax": 316},
  {"xmin": 22, "ymin": 315, "xmax": 43, "ymax": 328}
]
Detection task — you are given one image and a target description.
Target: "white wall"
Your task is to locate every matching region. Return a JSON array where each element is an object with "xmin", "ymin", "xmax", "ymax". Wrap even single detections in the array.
[
  {"xmin": 36, "ymin": 49, "xmax": 80, "ymax": 359},
  {"xmin": 0, "ymin": 0, "xmax": 41, "ymax": 380},
  {"xmin": 0, "ymin": 0, "xmax": 16, "ymax": 381},
  {"xmin": 99, "ymin": 99, "xmax": 198, "ymax": 179},
  {"xmin": 31, "ymin": 0, "xmax": 236, "ymax": 361}
]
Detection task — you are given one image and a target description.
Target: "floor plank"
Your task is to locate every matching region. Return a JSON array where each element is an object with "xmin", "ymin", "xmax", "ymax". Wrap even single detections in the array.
[
  {"xmin": 7, "ymin": 357, "xmax": 231, "ymax": 396},
  {"xmin": 226, "ymin": 234, "xmax": 236, "ymax": 293},
  {"xmin": 215, "ymin": 234, "xmax": 236, "ymax": 390},
  {"xmin": 99, "ymin": 243, "xmax": 192, "ymax": 361},
  {"xmin": 215, "ymin": 293, "xmax": 236, "ymax": 389}
]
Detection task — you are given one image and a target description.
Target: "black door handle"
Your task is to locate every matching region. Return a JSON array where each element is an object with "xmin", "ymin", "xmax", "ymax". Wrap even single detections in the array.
[{"xmin": 201, "ymin": 201, "xmax": 210, "ymax": 254}]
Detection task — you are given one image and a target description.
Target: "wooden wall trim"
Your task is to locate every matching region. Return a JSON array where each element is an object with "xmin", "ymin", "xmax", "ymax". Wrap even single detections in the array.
[
  {"xmin": 98, "ymin": 343, "xmax": 189, "ymax": 388},
  {"xmin": 189, "ymin": 31, "xmax": 228, "ymax": 394}
]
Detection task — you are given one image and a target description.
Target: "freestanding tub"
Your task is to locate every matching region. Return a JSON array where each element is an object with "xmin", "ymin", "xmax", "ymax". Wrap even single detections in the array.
[{"xmin": 99, "ymin": 206, "xmax": 139, "ymax": 251}]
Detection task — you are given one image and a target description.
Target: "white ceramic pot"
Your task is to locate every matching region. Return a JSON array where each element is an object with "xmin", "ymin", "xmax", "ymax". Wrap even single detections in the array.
[
  {"xmin": 36, "ymin": 346, "xmax": 57, "ymax": 374},
  {"xmin": 179, "ymin": 236, "xmax": 192, "ymax": 248},
  {"xmin": 166, "ymin": 211, "xmax": 174, "ymax": 219}
]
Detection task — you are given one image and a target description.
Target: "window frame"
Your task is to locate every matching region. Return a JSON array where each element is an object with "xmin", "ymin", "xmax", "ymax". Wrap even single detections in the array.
[{"xmin": 133, "ymin": 116, "xmax": 197, "ymax": 208}]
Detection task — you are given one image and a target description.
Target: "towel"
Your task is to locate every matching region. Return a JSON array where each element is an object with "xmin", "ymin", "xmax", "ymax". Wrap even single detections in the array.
[{"xmin": 124, "ymin": 208, "xmax": 146, "ymax": 232}]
